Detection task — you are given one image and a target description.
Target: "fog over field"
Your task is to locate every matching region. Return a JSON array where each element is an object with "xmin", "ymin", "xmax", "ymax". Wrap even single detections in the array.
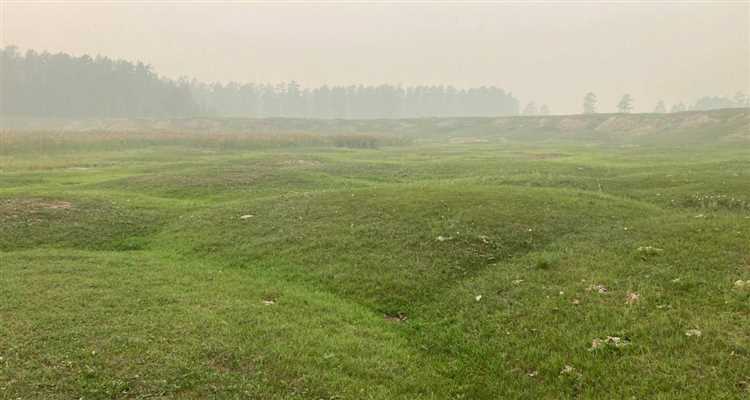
[
  {"xmin": 1, "ymin": 3, "xmax": 750, "ymax": 400},
  {"xmin": 2, "ymin": 2, "xmax": 748, "ymax": 114}
]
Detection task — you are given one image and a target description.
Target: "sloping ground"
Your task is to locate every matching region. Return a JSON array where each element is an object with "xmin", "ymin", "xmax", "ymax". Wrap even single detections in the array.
[
  {"xmin": 3, "ymin": 108, "xmax": 749, "ymax": 144},
  {"xmin": 1, "ymin": 140, "xmax": 748, "ymax": 398}
]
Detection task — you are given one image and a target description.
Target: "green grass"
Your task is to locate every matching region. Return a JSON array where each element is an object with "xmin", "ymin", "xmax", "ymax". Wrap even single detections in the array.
[{"xmin": 1, "ymin": 123, "xmax": 749, "ymax": 399}]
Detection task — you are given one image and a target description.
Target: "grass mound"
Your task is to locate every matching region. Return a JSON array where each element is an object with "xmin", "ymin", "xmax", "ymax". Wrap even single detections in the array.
[
  {"xmin": 1, "ymin": 122, "xmax": 748, "ymax": 398},
  {"xmin": 160, "ymin": 184, "xmax": 660, "ymax": 314},
  {"xmin": 0, "ymin": 196, "xmax": 165, "ymax": 251}
]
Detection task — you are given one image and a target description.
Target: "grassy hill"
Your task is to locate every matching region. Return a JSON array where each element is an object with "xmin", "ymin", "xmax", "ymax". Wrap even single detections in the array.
[{"xmin": 1, "ymin": 115, "xmax": 749, "ymax": 398}]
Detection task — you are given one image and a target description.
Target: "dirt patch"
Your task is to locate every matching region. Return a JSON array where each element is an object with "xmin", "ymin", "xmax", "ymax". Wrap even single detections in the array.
[
  {"xmin": 45, "ymin": 201, "xmax": 73, "ymax": 209},
  {"xmin": 0, "ymin": 198, "xmax": 74, "ymax": 215},
  {"xmin": 384, "ymin": 312, "xmax": 408, "ymax": 323}
]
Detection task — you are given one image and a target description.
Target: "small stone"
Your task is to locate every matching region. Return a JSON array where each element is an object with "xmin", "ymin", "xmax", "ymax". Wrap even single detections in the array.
[
  {"xmin": 637, "ymin": 246, "xmax": 664, "ymax": 256},
  {"xmin": 625, "ymin": 292, "xmax": 640, "ymax": 305},
  {"xmin": 560, "ymin": 365, "xmax": 575, "ymax": 375},
  {"xmin": 590, "ymin": 336, "xmax": 630, "ymax": 350},
  {"xmin": 685, "ymin": 329, "xmax": 702, "ymax": 337},
  {"xmin": 587, "ymin": 284, "xmax": 608, "ymax": 294}
]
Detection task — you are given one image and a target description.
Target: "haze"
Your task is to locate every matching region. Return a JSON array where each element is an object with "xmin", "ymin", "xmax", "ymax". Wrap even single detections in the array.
[{"xmin": 2, "ymin": 1, "xmax": 748, "ymax": 114}]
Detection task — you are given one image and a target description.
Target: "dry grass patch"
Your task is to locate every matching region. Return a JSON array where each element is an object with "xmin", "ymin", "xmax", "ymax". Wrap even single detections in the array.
[{"xmin": 0, "ymin": 198, "xmax": 74, "ymax": 218}]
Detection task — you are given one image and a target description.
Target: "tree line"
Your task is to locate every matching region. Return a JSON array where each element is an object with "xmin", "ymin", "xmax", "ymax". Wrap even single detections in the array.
[
  {"xmin": 189, "ymin": 80, "xmax": 520, "ymax": 118},
  {"xmin": 1, "ymin": 46, "xmax": 519, "ymax": 118},
  {"xmin": 0, "ymin": 46, "xmax": 198, "ymax": 117},
  {"xmin": 579, "ymin": 92, "xmax": 749, "ymax": 115},
  {"xmin": 2, "ymin": 46, "xmax": 747, "ymax": 119}
]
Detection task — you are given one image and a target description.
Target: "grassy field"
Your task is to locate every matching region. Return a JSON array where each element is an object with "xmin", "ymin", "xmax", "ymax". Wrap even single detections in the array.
[{"xmin": 1, "ymin": 113, "xmax": 749, "ymax": 399}]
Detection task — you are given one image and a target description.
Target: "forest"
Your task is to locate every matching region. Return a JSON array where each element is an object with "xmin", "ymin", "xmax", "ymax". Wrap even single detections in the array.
[
  {"xmin": 0, "ymin": 47, "xmax": 519, "ymax": 118},
  {"xmin": 2, "ymin": 47, "xmax": 746, "ymax": 119}
]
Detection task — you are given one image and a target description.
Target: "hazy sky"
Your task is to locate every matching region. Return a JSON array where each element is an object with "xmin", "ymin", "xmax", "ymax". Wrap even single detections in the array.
[{"xmin": 2, "ymin": 1, "xmax": 748, "ymax": 114}]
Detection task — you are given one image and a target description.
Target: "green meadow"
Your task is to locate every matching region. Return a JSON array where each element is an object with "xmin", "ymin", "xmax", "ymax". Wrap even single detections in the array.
[{"xmin": 1, "ymin": 111, "xmax": 749, "ymax": 399}]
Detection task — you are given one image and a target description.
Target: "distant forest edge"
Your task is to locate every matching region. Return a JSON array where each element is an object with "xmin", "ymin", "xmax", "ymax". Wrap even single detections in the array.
[
  {"xmin": 0, "ymin": 47, "xmax": 518, "ymax": 118},
  {"xmin": 1, "ymin": 47, "xmax": 747, "ymax": 119}
]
